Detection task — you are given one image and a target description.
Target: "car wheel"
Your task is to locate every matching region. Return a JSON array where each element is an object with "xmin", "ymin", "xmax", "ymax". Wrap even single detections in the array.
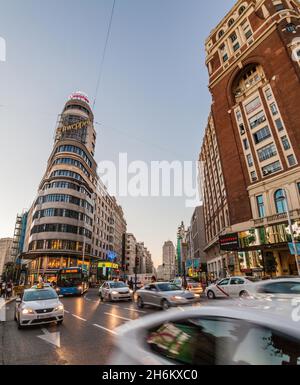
[
  {"xmin": 239, "ymin": 290, "xmax": 249, "ymax": 298},
  {"xmin": 207, "ymin": 290, "xmax": 216, "ymax": 300},
  {"xmin": 137, "ymin": 296, "xmax": 144, "ymax": 309},
  {"xmin": 57, "ymin": 320, "xmax": 63, "ymax": 325},
  {"xmin": 99, "ymin": 293, "xmax": 104, "ymax": 301},
  {"xmin": 161, "ymin": 299, "xmax": 169, "ymax": 310}
]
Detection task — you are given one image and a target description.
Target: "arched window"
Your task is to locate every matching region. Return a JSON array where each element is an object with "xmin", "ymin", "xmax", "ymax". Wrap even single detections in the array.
[
  {"xmin": 239, "ymin": 6, "xmax": 246, "ymax": 15},
  {"xmin": 218, "ymin": 30, "xmax": 224, "ymax": 39},
  {"xmin": 228, "ymin": 18, "xmax": 235, "ymax": 27},
  {"xmin": 274, "ymin": 189, "xmax": 287, "ymax": 214}
]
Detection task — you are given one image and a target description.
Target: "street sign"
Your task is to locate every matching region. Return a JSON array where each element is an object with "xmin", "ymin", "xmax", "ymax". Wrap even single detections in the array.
[
  {"xmin": 219, "ymin": 233, "xmax": 239, "ymax": 251},
  {"xmin": 288, "ymin": 243, "xmax": 300, "ymax": 255}
]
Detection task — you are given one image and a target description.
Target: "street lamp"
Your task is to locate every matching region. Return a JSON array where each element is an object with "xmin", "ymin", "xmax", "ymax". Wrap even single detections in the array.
[{"xmin": 283, "ymin": 189, "xmax": 300, "ymax": 276}]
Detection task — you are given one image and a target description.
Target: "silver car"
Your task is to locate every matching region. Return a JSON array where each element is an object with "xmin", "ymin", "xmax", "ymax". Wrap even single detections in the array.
[
  {"xmin": 108, "ymin": 303, "xmax": 300, "ymax": 365},
  {"xmin": 136, "ymin": 282, "xmax": 199, "ymax": 310},
  {"xmin": 249, "ymin": 278, "xmax": 300, "ymax": 300},
  {"xmin": 99, "ymin": 281, "xmax": 133, "ymax": 302}
]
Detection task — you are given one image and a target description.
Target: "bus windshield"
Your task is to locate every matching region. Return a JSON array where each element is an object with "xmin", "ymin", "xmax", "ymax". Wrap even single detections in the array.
[{"xmin": 58, "ymin": 272, "xmax": 83, "ymax": 287}]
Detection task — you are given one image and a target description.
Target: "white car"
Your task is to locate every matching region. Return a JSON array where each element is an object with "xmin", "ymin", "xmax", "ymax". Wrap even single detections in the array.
[
  {"xmin": 249, "ymin": 278, "xmax": 300, "ymax": 299},
  {"xmin": 205, "ymin": 277, "xmax": 254, "ymax": 299},
  {"xmin": 108, "ymin": 304, "xmax": 300, "ymax": 365},
  {"xmin": 99, "ymin": 281, "xmax": 133, "ymax": 302},
  {"xmin": 15, "ymin": 285, "xmax": 64, "ymax": 329}
]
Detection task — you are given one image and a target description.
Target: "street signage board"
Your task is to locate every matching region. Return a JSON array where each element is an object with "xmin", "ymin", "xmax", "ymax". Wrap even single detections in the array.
[
  {"xmin": 288, "ymin": 243, "xmax": 300, "ymax": 255},
  {"xmin": 219, "ymin": 233, "xmax": 239, "ymax": 251}
]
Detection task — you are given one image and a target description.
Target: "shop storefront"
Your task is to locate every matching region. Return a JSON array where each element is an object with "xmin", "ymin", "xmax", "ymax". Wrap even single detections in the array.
[{"xmin": 97, "ymin": 261, "xmax": 119, "ymax": 281}]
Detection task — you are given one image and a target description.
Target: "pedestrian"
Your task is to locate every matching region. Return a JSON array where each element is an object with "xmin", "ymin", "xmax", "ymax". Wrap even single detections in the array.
[
  {"xmin": 129, "ymin": 278, "xmax": 133, "ymax": 290},
  {"xmin": 5, "ymin": 280, "xmax": 13, "ymax": 300},
  {"xmin": 1, "ymin": 281, "xmax": 6, "ymax": 298}
]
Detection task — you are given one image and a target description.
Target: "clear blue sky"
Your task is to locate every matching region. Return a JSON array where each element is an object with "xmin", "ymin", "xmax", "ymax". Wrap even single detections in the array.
[{"xmin": 0, "ymin": 0, "xmax": 236, "ymax": 267}]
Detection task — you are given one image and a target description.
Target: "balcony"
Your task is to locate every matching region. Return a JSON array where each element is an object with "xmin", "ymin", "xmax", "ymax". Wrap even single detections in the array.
[{"xmin": 253, "ymin": 209, "xmax": 300, "ymax": 227}]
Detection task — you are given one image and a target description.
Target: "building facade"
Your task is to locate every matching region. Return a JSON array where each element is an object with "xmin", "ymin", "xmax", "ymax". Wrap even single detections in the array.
[
  {"xmin": 125, "ymin": 233, "xmax": 137, "ymax": 275},
  {"xmin": 161, "ymin": 240, "xmax": 176, "ymax": 280},
  {"xmin": 22, "ymin": 92, "xmax": 127, "ymax": 284},
  {"xmin": 201, "ymin": 0, "xmax": 300, "ymax": 278},
  {"xmin": 0, "ymin": 238, "xmax": 13, "ymax": 277}
]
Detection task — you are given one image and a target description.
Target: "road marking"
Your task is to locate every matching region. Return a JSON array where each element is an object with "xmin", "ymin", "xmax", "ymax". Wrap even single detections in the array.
[
  {"xmin": 104, "ymin": 312, "xmax": 132, "ymax": 321},
  {"xmin": 72, "ymin": 314, "xmax": 87, "ymax": 321},
  {"xmin": 64, "ymin": 310, "xmax": 70, "ymax": 313},
  {"xmin": 93, "ymin": 323, "xmax": 117, "ymax": 335},
  {"xmin": 123, "ymin": 307, "xmax": 146, "ymax": 314},
  {"xmin": 105, "ymin": 303, "xmax": 120, "ymax": 308},
  {"xmin": 38, "ymin": 328, "xmax": 61, "ymax": 348}
]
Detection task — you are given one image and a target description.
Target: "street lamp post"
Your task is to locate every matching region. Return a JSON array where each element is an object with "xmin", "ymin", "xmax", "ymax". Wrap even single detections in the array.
[{"xmin": 283, "ymin": 190, "xmax": 300, "ymax": 276}]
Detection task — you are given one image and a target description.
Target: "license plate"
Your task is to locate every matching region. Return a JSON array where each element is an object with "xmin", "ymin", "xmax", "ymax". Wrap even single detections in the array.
[{"xmin": 37, "ymin": 314, "xmax": 50, "ymax": 319}]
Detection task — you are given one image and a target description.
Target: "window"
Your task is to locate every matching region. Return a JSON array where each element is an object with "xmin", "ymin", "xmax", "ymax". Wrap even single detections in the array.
[
  {"xmin": 242, "ymin": 21, "xmax": 253, "ymax": 39},
  {"xmin": 223, "ymin": 53, "xmax": 229, "ymax": 63},
  {"xmin": 262, "ymin": 161, "xmax": 281, "ymax": 176},
  {"xmin": 146, "ymin": 317, "xmax": 300, "ymax": 365},
  {"xmin": 281, "ymin": 136, "xmax": 290, "ymax": 150},
  {"xmin": 286, "ymin": 23, "xmax": 297, "ymax": 33},
  {"xmin": 239, "ymin": 123, "xmax": 245, "ymax": 135},
  {"xmin": 270, "ymin": 103, "xmax": 278, "ymax": 116},
  {"xmin": 265, "ymin": 88, "xmax": 272, "ymax": 101},
  {"xmin": 275, "ymin": 3, "xmax": 285, "ymax": 12},
  {"xmin": 245, "ymin": 97, "xmax": 262, "ymax": 114},
  {"xmin": 274, "ymin": 189, "xmax": 287, "ymax": 214},
  {"xmin": 247, "ymin": 154, "xmax": 254, "ymax": 167},
  {"xmin": 249, "ymin": 111, "xmax": 266, "ymax": 129},
  {"xmin": 288, "ymin": 154, "xmax": 296, "ymax": 167},
  {"xmin": 218, "ymin": 30, "xmax": 224, "ymax": 39},
  {"xmin": 236, "ymin": 110, "xmax": 242, "ymax": 121},
  {"xmin": 243, "ymin": 138, "xmax": 249, "ymax": 150},
  {"xmin": 239, "ymin": 6, "xmax": 246, "ymax": 15},
  {"xmin": 275, "ymin": 118, "xmax": 284, "ymax": 132},
  {"xmin": 53, "ymin": 158, "xmax": 90, "ymax": 177},
  {"xmin": 233, "ymin": 42, "xmax": 240, "ymax": 51},
  {"xmin": 230, "ymin": 33, "xmax": 238, "ymax": 43},
  {"xmin": 251, "ymin": 171, "xmax": 257, "ymax": 182},
  {"xmin": 230, "ymin": 278, "xmax": 245, "ymax": 285},
  {"xmin": 228, "ymin": 18, "xmax": 235, "ymax": 27},
  {"xmin": 253, "ymin": 126, "xmax": 271, "ymax": 144},
  {"xmin": 219, "ymin": 278, "xmax": 230, "ymax": 286},
  {"xmin": 258, "ymin": 281, "xmax": 300, "ymax": 294},
  {"xmin": 56, "ymin": 145, "xmax": 92, "ymax": 168},
  {"xmin": 257, "ymin": 195, "xmax": 265, "ymax": 218},
  {"xmin": 257, "ymin": 143, "xmax": 277, "ymax": 162}
]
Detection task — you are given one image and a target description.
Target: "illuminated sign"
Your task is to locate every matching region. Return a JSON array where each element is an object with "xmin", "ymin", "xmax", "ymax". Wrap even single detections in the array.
[
  {"xmin": 107, "ymin": 251, "xmax": 117, "ymax": 262},
  {"xmin": 64, "ymin": 269, "xmax": 80, "ymax": 274},
  {"xmin": 219, "ymin": 233, "xmax": 240, "ymax": 251},
  {"xmin": 98, "ymin": 262, "xmax": 119, "ymax": 269},
  {"xmin": 69, "ymin": 91, "xmax": 90, "ymax": 105}
]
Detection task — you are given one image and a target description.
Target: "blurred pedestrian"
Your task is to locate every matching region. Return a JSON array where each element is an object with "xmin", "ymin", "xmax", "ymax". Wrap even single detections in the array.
[
  {"xmin": 1, "ymin": 281, "xmax": 6, "ymax": 298},
  {"xmin": 5, "ymin": 280, "xmax": 13, "ymax": 300}
]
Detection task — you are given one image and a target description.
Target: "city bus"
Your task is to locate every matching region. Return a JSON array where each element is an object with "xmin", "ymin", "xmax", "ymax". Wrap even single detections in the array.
[{"xmin": 56, "ymin": 267, "xmax": 89, "ymax": 296}]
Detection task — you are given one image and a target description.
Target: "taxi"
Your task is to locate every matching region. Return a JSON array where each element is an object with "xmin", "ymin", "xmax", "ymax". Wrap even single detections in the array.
[{"xmin": 15, "ymin": 283, "xmax": 64, "ymax": 329}]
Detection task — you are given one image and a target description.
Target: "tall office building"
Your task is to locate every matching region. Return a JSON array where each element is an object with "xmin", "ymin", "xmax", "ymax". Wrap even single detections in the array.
[
  {"xmin": 0, "ymin": 238, "xmax": 13, "ymax": 276},
  {"xmin": 201, "ymin": 0, "xmax": 300, "ymax": 278},
  {"xmin": 22, "ymin": 92, "xmax": 126, "ymax": 283}
]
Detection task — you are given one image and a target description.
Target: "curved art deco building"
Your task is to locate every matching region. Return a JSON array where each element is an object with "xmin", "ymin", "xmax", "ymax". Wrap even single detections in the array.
[{"xmin": 23, "ymin": 92, "xmax": 126, "ymax": 283}]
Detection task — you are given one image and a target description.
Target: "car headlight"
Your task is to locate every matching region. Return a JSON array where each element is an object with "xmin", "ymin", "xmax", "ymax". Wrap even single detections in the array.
[
  {"xmin": 129, "ymin": 289, "xmax": 133, "ymax": 294},
  {"xmin": 22, "ymin": 308, "xmax": 34, "ymax": 315},
  {"xmin": 171, "ymin": 296, "xmax": 184, "ymax": 301},
  {"xmin": 78, "ymin": 286, "xmax": 83, "ymax": 291},
  {"xmin": 194, "ymin": 294, "xmax": 200, "ymax": 298},
  {"xmin": 54, "ymin": 305, "xmax": 64, "ymax": 311},
  {"xmin": 56, "ymin": 288, "xmax": 60, "ymax": 292},
  {"xmin": 111, "ymin": 291, "xmax": 119, "ymax": 295}
]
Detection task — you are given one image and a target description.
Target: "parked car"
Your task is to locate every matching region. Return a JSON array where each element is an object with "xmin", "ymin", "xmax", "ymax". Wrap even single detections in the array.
[
  {"xmin": 249, "ymin": 278, "xmax": 300, "ymax": 299},
  {"xmin": 205, "ymin": 277, "xmax": 254, "ymax": 299},
  {"xmin": 136, "ymin": 282, "xmax": 199, "ymax": 310},
  {"xmin": 99, "ymin": 281, "xmax": 133, "ymax": 302},
  {"xmin": 15, "ymin": 285, "xmax": 64, "ymax": 329},
  {"xmin": 108, "ymin": 303, "xmax": 300, "ymax": 365}
]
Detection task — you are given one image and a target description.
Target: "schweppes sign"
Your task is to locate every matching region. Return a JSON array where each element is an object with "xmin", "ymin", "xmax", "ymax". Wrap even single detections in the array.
[{"xmin": 58, "ymin": 119, "xmax": 91, "ymax": 133}]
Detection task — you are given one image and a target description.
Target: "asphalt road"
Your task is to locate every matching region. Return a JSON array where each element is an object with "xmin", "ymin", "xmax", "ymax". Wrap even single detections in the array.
[{"xmin": 1, "ymin": 289, "xmax": 203, "ymax": 365}]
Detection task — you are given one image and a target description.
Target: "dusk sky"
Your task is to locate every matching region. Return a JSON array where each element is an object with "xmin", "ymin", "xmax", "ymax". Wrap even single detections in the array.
[{"xmin": 0, "ymin": 0, "xmax": 236, "ymax": 267}]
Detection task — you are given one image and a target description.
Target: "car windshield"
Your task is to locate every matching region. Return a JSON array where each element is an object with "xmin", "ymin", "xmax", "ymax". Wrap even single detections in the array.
[
  {"xmin": 23, "ymin": 289, "xmax": 58, "ymax": 302},
  {"xmin": 110, "ymin": 282, "xmax": 127, "ymax": 288},
  {"xmin": 58, "ymin": 273, "xmax": 82, "ymax": 287},
  {"xmin": 157, "ymin": 283, "xmax": 181, "ymax": 292}
]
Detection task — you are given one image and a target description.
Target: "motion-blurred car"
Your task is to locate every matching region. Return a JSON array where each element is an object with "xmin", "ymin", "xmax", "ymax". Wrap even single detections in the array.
[
  {"xmin": 99, "ymin": 281, "xmax": 133, "ymax": 302},
  {"xmin": 249, "ymin": 278, "xmax": 300, "ymax": 299},
  {"xmin": 136, "ymin": 282, "xmax": 199, "ymax": 310},
  {"xmin": 205, "ymin": 277, "xmax": 254, "ymax": 299},
  {"xmin": 15, "ymin": 285, "xmax": 64, "ymax": 329},
  {"xmin": 172, "ymin": 277, "xmax": 203, "ymax": 295},
  {"xmin": 108, "ymin": 304, "xmax": 300, "ymax": 365}
]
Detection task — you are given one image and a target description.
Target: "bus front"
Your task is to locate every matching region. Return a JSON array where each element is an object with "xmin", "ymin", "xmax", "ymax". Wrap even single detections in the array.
[{"xmin": 56, "ymin": 268, "xmax": 88, "ymax": 296}]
